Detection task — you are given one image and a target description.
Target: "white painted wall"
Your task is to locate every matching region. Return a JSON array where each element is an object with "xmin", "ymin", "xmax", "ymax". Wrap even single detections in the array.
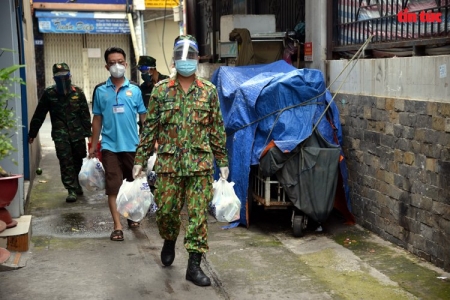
[
  {"xmin": 143, "ymin": 18, "xmax": 180, "ymax": 76},
  {"xmin": 328, "ymin": 55, "xmax": 450, "ymax": 103},
  {"xmin": 304, "ymin": 0, "xmax": 327, "ymax": 75}
]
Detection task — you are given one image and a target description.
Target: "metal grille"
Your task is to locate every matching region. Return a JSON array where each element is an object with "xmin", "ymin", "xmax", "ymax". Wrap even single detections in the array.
[
  {"xmin": 44, "ymin": 33, "xmax": 131, "ymax": 102},
  {"xmin": 333, "ymin": 0, "xmax": 450, "ymax": 52}
]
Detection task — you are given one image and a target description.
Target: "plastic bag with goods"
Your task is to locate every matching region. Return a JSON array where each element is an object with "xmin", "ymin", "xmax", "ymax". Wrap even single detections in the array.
[
  {"xmin": 146, "ymin": 153, "xmax": 158, "ymax": 186},
  {"xmin": 210, "ymin": 179, "xmax": 241, "ymax": 223},
  {"xmin": 116, "ymin": 176, "xmax": 154, "ymax": 222},
  {"xmin": 78, "ymin": 157, "xmax": 105, "ymax": 191}
]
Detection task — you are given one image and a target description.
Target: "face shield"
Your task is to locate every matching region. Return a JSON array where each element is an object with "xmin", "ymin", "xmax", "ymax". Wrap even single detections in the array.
[
  {"xmin": 138, "ymin": 65, "xmax": 154, "ymax": 73},
  {"xmin": 53, "ymin": 72, "xmax": 71, "ymax": 95},
  {"xmin": 173, "ymin": 39, "xmax": 199, "ymax": 61}
]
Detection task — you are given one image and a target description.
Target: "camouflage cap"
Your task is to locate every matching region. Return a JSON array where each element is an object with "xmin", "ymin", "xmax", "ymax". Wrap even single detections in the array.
[
  {"xmin": 137, "ymin": 56, "xmax": 156, "ymax": 67},
  {"xmin": 52, "ymin": 62, "xmax": 70, "ymax": 76}
]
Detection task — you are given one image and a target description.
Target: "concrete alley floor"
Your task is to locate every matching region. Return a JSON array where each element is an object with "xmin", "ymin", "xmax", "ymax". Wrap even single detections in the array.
[{"xmin": 1, "ymin": 116, "xmax": 450, "ymax": 299}]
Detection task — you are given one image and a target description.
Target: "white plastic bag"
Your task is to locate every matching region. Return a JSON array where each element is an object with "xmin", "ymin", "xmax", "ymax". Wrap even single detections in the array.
[
  {"xmin": 116, "ymin": 176, "xmax": 154, "ymax": 222},
  {"xmin": 147, "ymin": 153, "xmax": 157, "ymax": 172},
  {"xmin": 146, "ymin": 153, "xmax": 158, "ymax": 186},
  {"xmin": 78, "ymin": 157, "xmax": 105, "ymax": 191},
  {"xmin": 210, "ymin": 179, "xmax": 241, "ymax": 223}
]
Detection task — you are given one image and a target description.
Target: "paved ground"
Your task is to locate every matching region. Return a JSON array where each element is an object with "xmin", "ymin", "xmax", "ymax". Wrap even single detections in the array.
[{"xmin": 1, "ymin": 116, "xmax": 450, "ymax": 299}]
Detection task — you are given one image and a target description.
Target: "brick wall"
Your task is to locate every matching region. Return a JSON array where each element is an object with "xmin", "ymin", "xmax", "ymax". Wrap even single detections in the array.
[{"xmin": 335, "ymin": 94, "xmax": 450, "ymax": 271}]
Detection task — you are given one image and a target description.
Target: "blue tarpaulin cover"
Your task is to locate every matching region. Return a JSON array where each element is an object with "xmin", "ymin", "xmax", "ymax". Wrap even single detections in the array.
[{"xmin": 211, "ymin": 60, "xmax": 352, "ymax": 227}]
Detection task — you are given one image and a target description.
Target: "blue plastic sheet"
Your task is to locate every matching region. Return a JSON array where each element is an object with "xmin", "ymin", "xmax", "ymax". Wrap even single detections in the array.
[{"xmin": 211, "ymin": 60, "xmax": 351, "ymax": 227}]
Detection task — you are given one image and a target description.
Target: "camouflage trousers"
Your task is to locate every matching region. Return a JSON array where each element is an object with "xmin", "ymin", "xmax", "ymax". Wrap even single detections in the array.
[
  {"xmin": 155, "ymin": 175, "xmax": 213, "ymax": 253},
  {"xmin": 54, "ymin": 138, "xmax": 86, "ymax": 191}
]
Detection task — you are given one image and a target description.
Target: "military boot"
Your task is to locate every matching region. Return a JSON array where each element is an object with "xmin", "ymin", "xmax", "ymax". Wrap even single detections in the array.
[
  {"xmin": 66, "ymin": 190, "xmax": 77, "ymax": 203},
  {"xmin": 161, "ymin": 240, "xmax": 176, "ymax": 266},
  {"xmin": 186, "ymin": 252, "xmax": 211, "ymax": 286},
  {"xmin": 75, "ymin": 187, "xmax": 83, "ymax": 196}
]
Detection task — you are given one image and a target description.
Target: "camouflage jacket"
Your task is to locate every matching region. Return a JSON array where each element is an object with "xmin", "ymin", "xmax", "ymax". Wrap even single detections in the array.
[
  {"xmin": 135, "ymin": 77, "xmax": 228, "ymax": 176},
  {"xmin": 29, "ymin": 85, "xmax": 91, "ymax": 142}
]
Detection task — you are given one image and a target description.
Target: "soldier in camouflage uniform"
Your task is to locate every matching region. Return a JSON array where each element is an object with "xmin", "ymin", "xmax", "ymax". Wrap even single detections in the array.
[
  {"xmin": 133, "ymin": 35, "xmax": 229, "ymax": 287},
  {"xmin": 137, "ymin": 55, "xmax": 169, "ymax": 109},
  {"xmin": 29, "ymin": 63, "xmax": 91, "ymax": 203}
]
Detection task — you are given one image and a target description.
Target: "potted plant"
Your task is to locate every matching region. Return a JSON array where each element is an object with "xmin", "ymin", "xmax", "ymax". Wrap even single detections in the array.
[{"xmin": 0, "ymin": 48, "xmax": 25, "ymax": 228}]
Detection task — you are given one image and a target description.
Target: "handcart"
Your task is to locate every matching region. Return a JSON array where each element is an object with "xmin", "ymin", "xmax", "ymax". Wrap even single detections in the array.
[
  {"xmin": 249, "ymin": 129, "xmax": 341, "ymax": 237},
  {"xmin": 249, "ymin": 165, "xmax": 308, "ymax": 237}
]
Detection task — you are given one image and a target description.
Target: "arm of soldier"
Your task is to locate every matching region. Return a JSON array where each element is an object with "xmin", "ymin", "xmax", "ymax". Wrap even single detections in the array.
[
  {"xmin": 208, "ymin": 88, "xmax": 228, "ymax": 167},
  {"xmin": 79, "ymin": 90, "xmax": 92, "ymax": 137},
  {"xmin": 28, "ymin": 90, "xmax": 51, "ymax": 144}
]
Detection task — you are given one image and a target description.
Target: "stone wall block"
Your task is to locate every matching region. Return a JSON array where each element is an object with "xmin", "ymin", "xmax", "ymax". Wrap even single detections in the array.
[
  {"xmin": 432, "ymin": 202, "xmax": 450, "ymax": 220},
  {"xmin": 393, "ymin": 124, "xmax": 404, "ymax": 138},
  {"xmin": 387, "ymin": 185, "xmax": 403, "ymax": 200},
  {"xmin": 389, "ymin": 110, "xmax": 399, "ymax": 123},
  {"xmin": 445, "ymin": 118, "xmax": 450, "ymax": 133},
  {"xmin": 418, "ymin": 209, "xmax": 439, "ymax": 228},
  {"xmin": 415, "ymin": 101, "xmax": 428, "ymax": 115},
  {"xmin": 439, "ymin": 103, "xmax": 450, "ymax": 117},
  {"xmin": 414, "ymin": 128, "xmax": 426, "ymax": 142},
  {"xmin": 403, "ymin": 126, "xmax": 415, "ymax": 139},
  {"xmin": 411, "ymin": 186, "xmax": 433, "ymax": 206},
  {"xmin": 400, "ymin": 216, "xmax": 421, "ymax": 234},
  {"xmin": 410, "ymin": 140, "xmax": 422, "ymax": 153},
  {"xmin": 363, "ymin": 107, "xmax": 372, "ymax": 120},
  {"xmin": 396, "ymin": 138, "xmax": 411, "ymax": 152},
  {"xmin": 394, "ymin": 99, "xmax": 405, "ymax": 112},
  {"xmin": 385, "ymin": 123, "xmax": 394, "ymax": 135},
  {"xmin": 432, "ymin": 116, "xmax": 445, "ymax": 131},
  {"xmin": 419, "ymin": 223, "xmax": 434, "ymax": 240},
  {"xmin": 385, "ymin": 98, "xmax": 395, "ymax": 110},
  {"xmin": 437, "ymin": 186, "xmax": 450, "ymax": 205},
  {"xmin": 376, "ymin": 97, "xmax": 386, "ymax": 110},
  {"xmin": 427, "ymin": 102, "xmax": 438, "ymax": 116},
  {"xmin": 403, "ymin": 152, "xmax": 415, "ymax": 165},
  {"xmin": 438, "ymin": 131, "xmax": 450, "ymax": 146},
  {"xmin": 425, "ymin": 158, "xmax": 437, "ymax": 172},
  {"xmin": 399, "ymin": 112, "xmax": 416, "ymax": 127},
  {"xmin": 381, "ymin": 134, "xmax": 397, "ymax": 148}
]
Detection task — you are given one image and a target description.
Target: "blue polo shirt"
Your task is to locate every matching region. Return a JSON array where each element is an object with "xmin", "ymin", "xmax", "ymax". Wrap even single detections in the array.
[{"xmin": 92, "ymin": 77, "xmax": 146, "ymax": 153}]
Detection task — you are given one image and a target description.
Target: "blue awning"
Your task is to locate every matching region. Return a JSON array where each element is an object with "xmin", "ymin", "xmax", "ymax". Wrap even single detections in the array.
[{"xmin": 35, "ymin": 11, "xmax": 130, "ymax": 34}]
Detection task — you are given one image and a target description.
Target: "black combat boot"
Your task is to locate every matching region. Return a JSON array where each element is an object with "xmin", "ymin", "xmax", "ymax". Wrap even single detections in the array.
[
  {"xmin": 186, "ymin": 252, "xmax": 211, "ymax": 286},
  {"xmin": 161, "ymin": 240, "xmax": 176, "ymax": 266}
]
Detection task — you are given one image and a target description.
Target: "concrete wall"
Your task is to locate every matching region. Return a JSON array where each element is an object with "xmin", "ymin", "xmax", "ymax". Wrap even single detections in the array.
[
  {"xmin": 23, "ymin": 0, "xmax": 39, "ymax": 203},
  {"xmin": 328, "ymin": 56, "xmax": 450, "ymax": 271},
  {"xmin": 328, "ymin": 56, "xmax": 450, "ymax": 102},
  {"xmin": 143, "ymin": 17, "xmax": 180, "ymax": 76}
]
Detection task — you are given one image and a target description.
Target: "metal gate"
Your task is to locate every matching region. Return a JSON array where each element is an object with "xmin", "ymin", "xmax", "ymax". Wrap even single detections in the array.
[{"xmin": 44, "ymin": 33, "xmax": 131, "ymax": 102}]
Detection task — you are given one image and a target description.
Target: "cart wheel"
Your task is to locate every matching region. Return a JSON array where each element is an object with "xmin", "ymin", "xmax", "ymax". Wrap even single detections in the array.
[{"xmin": 292, "ymin": 215, "xmax": 305, "ymax": 237}]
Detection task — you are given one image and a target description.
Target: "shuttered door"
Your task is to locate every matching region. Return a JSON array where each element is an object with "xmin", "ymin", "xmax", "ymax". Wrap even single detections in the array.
[{"xmin": 44, "ymin": 33, "xmax": 131, "ymax": 102}]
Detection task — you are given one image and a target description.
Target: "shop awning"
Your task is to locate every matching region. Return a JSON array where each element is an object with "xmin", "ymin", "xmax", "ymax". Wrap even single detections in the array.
[{"xmin": 35, "ymin": 11, "xmax": 130, "ymax": 34}]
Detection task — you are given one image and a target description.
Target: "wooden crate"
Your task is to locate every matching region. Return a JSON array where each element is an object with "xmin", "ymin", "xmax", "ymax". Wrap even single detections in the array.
[{"xmin": 0, "ymin": 215, "xmax": 32, "ymax": 252}]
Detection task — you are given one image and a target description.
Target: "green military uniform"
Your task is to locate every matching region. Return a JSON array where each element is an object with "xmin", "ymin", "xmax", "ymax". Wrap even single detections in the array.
[
  {"xmin": 135, "ymin": 76, "xmax": 228, "ymax": 253},
  {"xmin": 140, "ymin": 71, "xmax": 169, "ymax": 109},
  {"xmin": 29, "ymin": 63, "xmax": 91, "ymax": 198}
]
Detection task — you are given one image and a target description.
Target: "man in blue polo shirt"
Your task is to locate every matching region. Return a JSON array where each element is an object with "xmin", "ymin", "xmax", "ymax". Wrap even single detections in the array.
[{"xmin": 89, "ymin": 46, "xmax": 147, "ymax": 241}]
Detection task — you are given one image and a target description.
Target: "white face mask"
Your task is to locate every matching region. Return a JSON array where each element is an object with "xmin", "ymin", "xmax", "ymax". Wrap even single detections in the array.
[{"xmin": 109, "ymin": 63, "xmax": 126, "ymax": 78}]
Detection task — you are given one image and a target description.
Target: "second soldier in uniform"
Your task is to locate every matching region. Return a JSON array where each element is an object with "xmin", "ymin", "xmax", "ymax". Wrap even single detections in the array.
[{"xmin": 28, "ymin": 62, "xmax": 91, "ymax": 203}]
